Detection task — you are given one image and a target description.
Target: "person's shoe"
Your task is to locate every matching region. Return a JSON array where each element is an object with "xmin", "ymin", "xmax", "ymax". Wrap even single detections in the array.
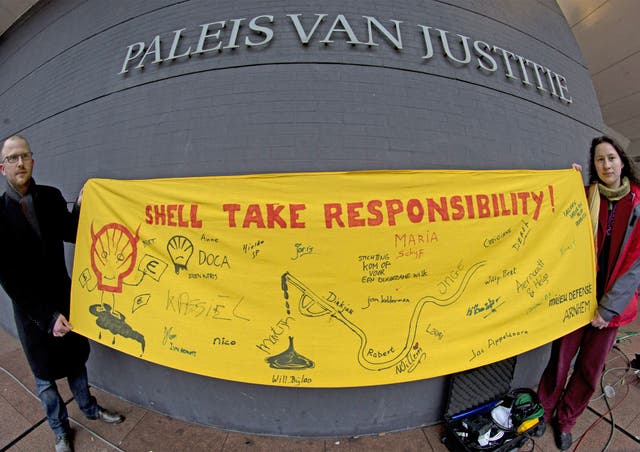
[
  {"xmin": 95, "ymin": 407, "xmax": 125, "ymax": 424},
  {"xmin": 54, "ymin": 433, "xmax": 73, "ymax": 452},
  {"xmin": 555, "ymin": 431, "xmax": 572, "ymax": 450},
  {"xmin": 533, "ymin": 419, "xmax": 546, "ymax": 437}
]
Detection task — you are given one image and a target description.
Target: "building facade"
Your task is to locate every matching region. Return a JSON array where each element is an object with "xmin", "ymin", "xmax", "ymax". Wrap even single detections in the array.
[{"xmin": 0, "ymin": 0, "xmax": 602, "ymax": 436}]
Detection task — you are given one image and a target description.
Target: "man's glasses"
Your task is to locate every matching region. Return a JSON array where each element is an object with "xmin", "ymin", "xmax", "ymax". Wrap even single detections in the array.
[{"xmin": 2, "ymin": 153, "xmax": 33, "ymax": 164}]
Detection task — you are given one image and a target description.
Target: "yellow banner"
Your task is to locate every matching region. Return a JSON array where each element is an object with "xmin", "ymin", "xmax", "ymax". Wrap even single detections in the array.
[{"xmin": 70, "ymin": 169, "xmax": 595, "ymax": 388}]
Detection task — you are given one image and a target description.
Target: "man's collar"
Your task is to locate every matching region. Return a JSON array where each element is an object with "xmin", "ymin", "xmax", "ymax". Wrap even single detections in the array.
[{"xmin": 4, "ymin": 178, "xmax": 35, "ymax": 201}]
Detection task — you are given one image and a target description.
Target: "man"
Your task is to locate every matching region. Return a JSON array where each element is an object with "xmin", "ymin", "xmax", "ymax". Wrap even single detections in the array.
[{"xmin": 0, "ymin": 135, "xmax": 124, "ymax": 452}]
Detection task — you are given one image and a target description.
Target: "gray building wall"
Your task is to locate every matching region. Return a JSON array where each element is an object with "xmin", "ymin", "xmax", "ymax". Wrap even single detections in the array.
[{"xmin": 0, "ymin": 0, "xmax": 601, "ymax": 437}]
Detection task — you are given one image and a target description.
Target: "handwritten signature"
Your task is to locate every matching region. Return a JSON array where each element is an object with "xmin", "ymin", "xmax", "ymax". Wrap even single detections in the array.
[{"xmin": 291, "ymin": 243, "xmax": 314, "ymax": 260}]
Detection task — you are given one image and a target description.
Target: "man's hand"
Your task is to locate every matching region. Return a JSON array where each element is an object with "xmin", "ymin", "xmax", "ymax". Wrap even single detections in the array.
[
  {"xmin": 53, "ymin": 314, "xmax": 73, "ymax": 337},
  {"xmin": 77, "ymin": 184, "xmax": 85, "ymax": 206},
  {"xmin": 590, "ymin": 312, "xmax": 609, "ymax": 330}
]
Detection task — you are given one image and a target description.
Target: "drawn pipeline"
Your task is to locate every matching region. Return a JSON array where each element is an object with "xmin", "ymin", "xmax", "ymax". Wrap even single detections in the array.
[
  {"xmin": 89, "ymin": 304, "xmax": 146, "ymax": 354},
  {"xmin": 281, "ymin": 261, "xmax": 485, "ymax": 371}
]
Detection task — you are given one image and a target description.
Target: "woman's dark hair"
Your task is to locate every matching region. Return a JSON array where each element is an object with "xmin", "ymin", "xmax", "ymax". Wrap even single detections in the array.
[{"xmin": 588, "ymin": 135, "xmax": 640, "ymax": 185}]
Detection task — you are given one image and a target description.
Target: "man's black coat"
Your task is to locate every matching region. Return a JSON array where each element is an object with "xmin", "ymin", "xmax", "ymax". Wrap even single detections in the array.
[{"xmin": 0, "ymin": 182, "xmax": 89, "ymax": 380}]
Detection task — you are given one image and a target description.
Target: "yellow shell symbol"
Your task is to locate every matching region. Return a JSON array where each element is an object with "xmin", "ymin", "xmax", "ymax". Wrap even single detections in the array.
[{"xmin": 166, "ymin": 235, "xmax": 194, "ymax": 274}]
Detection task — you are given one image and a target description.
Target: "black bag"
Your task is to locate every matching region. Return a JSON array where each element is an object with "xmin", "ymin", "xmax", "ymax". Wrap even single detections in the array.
[{"xmin": 441, "ymin": 358, "xmax": 543, "ymax": 451}]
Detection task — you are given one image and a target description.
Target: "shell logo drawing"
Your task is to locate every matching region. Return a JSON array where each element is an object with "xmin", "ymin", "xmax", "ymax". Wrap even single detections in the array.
[
  {"xmin": 90, "ymin": 223, "xmax": 140, "ymax": 293},
  {"xmin": 167, "ymin": 235, "xmax": 194, "ymax": 274}
]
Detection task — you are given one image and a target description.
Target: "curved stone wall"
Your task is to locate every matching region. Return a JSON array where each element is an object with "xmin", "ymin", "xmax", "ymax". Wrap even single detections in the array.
[{"xmin": 0, "ymin": 0, "xmax": 602, "ymax": 436}]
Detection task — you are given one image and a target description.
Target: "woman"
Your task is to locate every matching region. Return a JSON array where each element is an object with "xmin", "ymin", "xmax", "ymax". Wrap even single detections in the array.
[{"xmin": 536, "ymin": 135, "xmax": 640, "ymax": 450}]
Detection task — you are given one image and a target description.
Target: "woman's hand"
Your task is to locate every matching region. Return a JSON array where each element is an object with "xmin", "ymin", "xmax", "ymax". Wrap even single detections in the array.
[
  {"xmin": 590, "ymin": 312, "xmax": 609, "ymax": 329},
  {"xmin": 572, "ymin": 163, "xmax": 583, "ymax": 172}
]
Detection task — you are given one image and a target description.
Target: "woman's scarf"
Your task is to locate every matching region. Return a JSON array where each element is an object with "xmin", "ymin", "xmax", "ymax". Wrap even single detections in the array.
[{"xmin": 588, "ymin": 176, "xmax": 630, "ymax": 243}]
